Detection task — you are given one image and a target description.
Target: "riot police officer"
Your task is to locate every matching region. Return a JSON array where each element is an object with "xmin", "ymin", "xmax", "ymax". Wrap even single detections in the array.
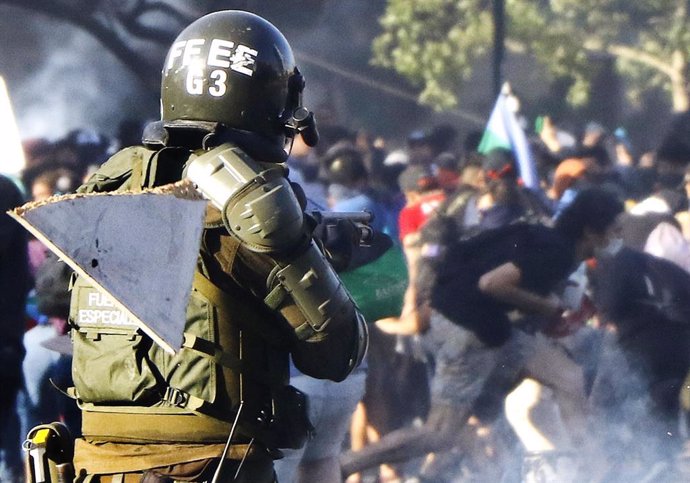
[{"xmin": 68, "ymin": 10, "xmax": 367, "ymax": 483}]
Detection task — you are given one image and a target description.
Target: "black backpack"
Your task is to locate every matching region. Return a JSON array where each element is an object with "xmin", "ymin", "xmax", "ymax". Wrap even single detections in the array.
[
  {"xmin": 415, "ymin": 187, "xmax": 477, "ymax": 306},
  {"xmin": 593, "ymin": 247, "xmax": 690, "ymax": 326},
  {"xmin": 428, "ymin": 222, "xmax": 539, "ymax": 346},
  {"xmin": 415, "ymin": 187, "xmax": 542, "ymax": 308}
]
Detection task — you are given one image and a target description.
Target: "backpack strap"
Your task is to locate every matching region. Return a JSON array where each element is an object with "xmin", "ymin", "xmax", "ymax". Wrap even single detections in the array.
[
  {"xmin": 78, "ymin": 146, "xmax": 156, "ymax": 194},
  {"xmin": 128, "ymin": 149, "xmax": 146, "ymax": 193},
  {"xmin": 442, "ymin": 188, "xmax": 476, "ymax": 219}
]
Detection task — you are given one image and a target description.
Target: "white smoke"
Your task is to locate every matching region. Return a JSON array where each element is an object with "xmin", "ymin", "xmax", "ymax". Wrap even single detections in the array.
[{"xmin": 0, "ymin": 7, "xmax": 156, "ymax": 142}]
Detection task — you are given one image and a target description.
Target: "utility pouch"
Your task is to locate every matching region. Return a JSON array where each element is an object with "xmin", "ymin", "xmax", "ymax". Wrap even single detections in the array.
[
  {"xmin": 69, "ymin": 278, "xmax": 160, "ymax": 404},
  {"xmin": 271, "ymin": 385, "xmax": 314, "ymax": 449},
  {"xmin": 23, "ymin": 422, "xmax": 75, "ymax": 483}
]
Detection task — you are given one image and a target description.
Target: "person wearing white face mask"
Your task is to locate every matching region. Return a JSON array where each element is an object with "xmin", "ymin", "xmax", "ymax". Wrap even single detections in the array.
[{"xmin": 595, "ymin": 235, "xmax": 625, "ymax": 259}]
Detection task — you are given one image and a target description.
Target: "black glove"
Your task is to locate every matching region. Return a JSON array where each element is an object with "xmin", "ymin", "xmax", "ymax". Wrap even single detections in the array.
[{"xmin": 313, "ymin": 218, "xmax": 360, "ymax": 272}]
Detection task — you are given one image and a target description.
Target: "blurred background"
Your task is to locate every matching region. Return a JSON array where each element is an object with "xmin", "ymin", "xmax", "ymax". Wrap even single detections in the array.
[{"xmin": 0, "ymin": 0, "xmax": 682, "ymax": 152}]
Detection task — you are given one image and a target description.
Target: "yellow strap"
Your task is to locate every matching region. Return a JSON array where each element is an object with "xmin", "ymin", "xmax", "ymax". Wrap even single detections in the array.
[{"xmin": 31, "ymin": 428, "xmax": 51, "ymax": 445}]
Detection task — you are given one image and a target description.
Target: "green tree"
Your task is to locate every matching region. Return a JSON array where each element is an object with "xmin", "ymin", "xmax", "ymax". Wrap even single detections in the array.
[{"xmin": 373, "ymin": 0, "xmax": 690, "ymax": 111}]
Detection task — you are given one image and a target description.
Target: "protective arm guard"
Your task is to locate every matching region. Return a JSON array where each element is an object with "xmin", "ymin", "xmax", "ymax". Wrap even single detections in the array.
[{"xmin": 186, "ymin": 144, "xmax": 367, "ymax": 377}]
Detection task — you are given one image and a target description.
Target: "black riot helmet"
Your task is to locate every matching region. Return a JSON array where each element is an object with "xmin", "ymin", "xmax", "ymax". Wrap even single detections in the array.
[{"xmin": 161, "ymin": 10, "xmax": 316, "ymax": 147}]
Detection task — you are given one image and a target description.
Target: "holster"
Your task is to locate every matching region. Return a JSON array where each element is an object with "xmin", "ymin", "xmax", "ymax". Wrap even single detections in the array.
[
  {"xmin": 270, "ymin": 385, "xmax": 314, "ymax": 449},
  {"xmin": 23, "ymin": 422, "xmax": 75, "ymax": 483}
]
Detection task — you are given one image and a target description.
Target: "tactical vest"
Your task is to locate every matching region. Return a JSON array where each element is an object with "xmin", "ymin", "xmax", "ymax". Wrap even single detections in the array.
[{"xmin": 69, "ymin": 146, "xmax": 290, "ymax": 445}]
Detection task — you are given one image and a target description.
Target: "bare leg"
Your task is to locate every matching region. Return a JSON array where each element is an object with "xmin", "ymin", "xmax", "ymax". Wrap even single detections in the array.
[
  {"xmin": 345, "ymin": 403, "xmax": 367, "ymax": 483},
  {"xmin": 523, "ymin": 335, "xmax": 588, "ymax": 447},
  {"xmin": 505, "ymin": 378, "xmax": 562, "ymax": 452},
  {"xmin": 340, "ymin": 404, "xmax": 471, "ymax": 478}
]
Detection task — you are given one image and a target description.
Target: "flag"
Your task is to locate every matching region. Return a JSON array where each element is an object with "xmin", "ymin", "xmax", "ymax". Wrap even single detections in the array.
[{"xmin": 478, "ymin": 83, "xmax": 539, "ymax": 189}]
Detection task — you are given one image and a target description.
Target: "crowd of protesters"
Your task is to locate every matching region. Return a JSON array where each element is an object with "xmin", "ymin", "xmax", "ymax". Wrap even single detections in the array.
[
  {"xmin": 4, "ymin": 109, "xmax": 690, "ymax": 483},
  {"xmin": 0, "ymin": 125, "xmax": 124, "ymax": 481}
]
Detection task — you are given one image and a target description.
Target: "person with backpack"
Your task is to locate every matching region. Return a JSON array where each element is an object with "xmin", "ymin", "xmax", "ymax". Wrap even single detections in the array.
[
  {"xmin": 56, "ymin": 11, "xmax": 367, "ymax": 483},
  {"xmin": 478, "ymin": 148, "xmax": 553, "ymax": 227},
  {"xmin": 377, "ymin": 147, "xmax": 551, "ymax": 336},
  {"xmin": 588, "ymin": 244, "xmax": 690, "ymax": 479},
  {"xmin": 341, "ymin": 188, "xmax": 623, "ymax": 482}
]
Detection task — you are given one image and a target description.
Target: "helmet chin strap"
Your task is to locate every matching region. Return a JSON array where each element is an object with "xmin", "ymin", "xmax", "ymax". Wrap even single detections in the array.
[
  {"xmin": 285, "ymin": 134, "xmax": 296, "ymax": 157},
  {"xmin": 143, "ymin": 120, "xmax": 290, "ymax": 163}
]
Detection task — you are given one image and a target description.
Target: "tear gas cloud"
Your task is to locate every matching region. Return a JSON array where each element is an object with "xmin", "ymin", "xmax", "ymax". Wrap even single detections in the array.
[{"xmin": 0, "ymin": 8, "xmax": 157, "ymax": 142}]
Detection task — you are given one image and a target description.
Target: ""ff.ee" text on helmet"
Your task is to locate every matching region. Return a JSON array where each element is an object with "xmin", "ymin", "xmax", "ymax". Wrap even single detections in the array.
[{"xmin": 161, "ymin": 10, "xmax": 298, "ymax": 144}]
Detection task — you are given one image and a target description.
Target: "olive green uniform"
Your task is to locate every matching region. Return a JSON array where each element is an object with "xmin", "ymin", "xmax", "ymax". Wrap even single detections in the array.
[{"xmin": 69, "ymin": 144, "xmax": 359, "ymax": 482}]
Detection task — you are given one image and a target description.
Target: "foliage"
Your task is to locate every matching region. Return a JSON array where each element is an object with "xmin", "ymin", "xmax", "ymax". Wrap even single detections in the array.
[{"xmin": 373, "ymin": 0, "xmax": 690, "ymax": 110}]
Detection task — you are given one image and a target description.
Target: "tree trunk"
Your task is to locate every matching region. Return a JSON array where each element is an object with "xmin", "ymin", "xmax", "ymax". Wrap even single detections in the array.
[
  {"xmin": 671, "ymin": 77, "xmax": 689, "ymax": 112},
  {"xmin": 671, "ymin": 50, "xmax": 689, "ymax": 112}
]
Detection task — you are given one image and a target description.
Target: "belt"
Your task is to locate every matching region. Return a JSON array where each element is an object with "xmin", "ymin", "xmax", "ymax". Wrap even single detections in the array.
[
  {"xmin": 81, "ymin": 411, "xmax": 240, "ymax": 443},
  {"xmin": 79, "ymin": 456, "xmax": 275, "ymax": 483},
  {"xmin": 96, "ymin": 475, "xmax": 143, "ymax": 483}
]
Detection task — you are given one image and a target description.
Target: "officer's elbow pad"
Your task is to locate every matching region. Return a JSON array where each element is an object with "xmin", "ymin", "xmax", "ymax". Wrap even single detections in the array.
[{"xmin": 292, "ymin": 308, "xmax": 368, "ymax": 381}]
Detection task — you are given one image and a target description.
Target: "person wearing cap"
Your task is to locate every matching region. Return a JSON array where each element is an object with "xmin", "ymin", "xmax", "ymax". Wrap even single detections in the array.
[
  {"xmin": 397, "ymin": 165, "xmax": 446, "ymax": 248},
  {"xmin": 394, "ymin": 162, "xmax": 446, "ymax": 364},
  {"xmin": 406, "ymin": 130, "xmax": 435, "ymax": 167},
  {"xmin": 342, "ymin": 164, "xmax": 443, "ymax": 482},
  {"xmin": 323, "ymin": 143, "xmax": 398, "ymax": 238},
  {"xmin": 552, "ymin": 145, "xmax": 627, "ymax": 217},
  {"xmin": 433, "ymin": 152, "xmax": 461, "ymax": 194}
]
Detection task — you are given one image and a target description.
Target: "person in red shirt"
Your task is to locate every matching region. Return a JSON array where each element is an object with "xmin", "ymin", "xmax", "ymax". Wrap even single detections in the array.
[
  {"xmin": 345, "ymin": 165, "xmax": 444, "ymax": 483},
  {"xmin": 397, "ymin": 165, "xmax": 446, "ymax": 247},
  {"xmin": 396, "ymin": 165, "xmax": 446, "ymax": 334}
]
